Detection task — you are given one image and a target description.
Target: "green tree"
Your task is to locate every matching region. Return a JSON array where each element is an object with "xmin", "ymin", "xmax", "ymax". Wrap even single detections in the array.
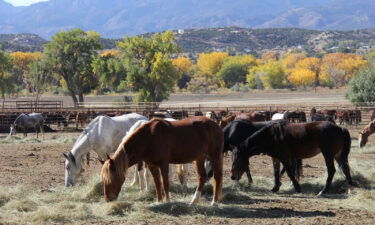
[
  {"xmin": 44, "ymin": 29, "xmax": 102, "ymax": 105},
  {"xmin": 247, "ymin": 60, "xmax": 286, "ymax": 90},
  {"xmin": 347, "ymin": 68, "xmax": 375, "ymax": 103},
  {"xmin": 0, "ymin": 48, "xmax": 15, "ymax": 98},
  {"xmin": 28, "ymin": 58, "xmax": 54, "ymax": 102},
  {"xmin": 92, "ymin": 50, "xmax": 126, "ymax": 93},
  {"xmin": 117, "ymin": 31, "xmax": 180, "ymax": 102}
]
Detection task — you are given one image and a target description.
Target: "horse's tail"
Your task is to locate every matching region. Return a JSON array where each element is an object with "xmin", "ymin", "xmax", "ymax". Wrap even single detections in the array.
[{"xmin": 339, "ymin": 127, "xmax": 351, "ymax": 164}]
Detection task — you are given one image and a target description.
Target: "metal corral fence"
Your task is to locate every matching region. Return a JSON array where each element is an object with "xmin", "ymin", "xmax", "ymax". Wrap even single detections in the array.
[{"xmin": 1, "ymin": 100, "xmax": 375, "ymax": 132}]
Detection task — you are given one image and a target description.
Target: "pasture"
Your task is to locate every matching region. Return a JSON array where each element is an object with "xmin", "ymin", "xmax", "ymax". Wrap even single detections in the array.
[{"xmin": 1, "ymin": 127, "xmax": 375, "ymax": 224}]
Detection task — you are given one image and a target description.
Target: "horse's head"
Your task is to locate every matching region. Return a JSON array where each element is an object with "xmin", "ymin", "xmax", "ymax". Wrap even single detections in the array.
[
  {"xmin": 100, "ymin": 155, "xmax": 125, "ymax": 202},
  {"xmin": 9, "ymin": 124, "xmax": 16, "ymax": 136},
  {"xmin": 230, "ymin": 146, "xmax": 249, "ymax": 181},
  {"xmin": 63, "ymin": 152, "xmax": 84, "ymax": 187},
  {"xmin": 358, "ymin": 121, "xmax": 375, "ymax": 148}
]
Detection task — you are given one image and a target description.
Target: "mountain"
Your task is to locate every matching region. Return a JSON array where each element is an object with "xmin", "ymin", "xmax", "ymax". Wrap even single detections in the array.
[
  {"xmin": 0, "ymin": 0, "xmax": 374, "ymax": 39},
  {"xmin": 2, "ymin": 27, "xmax": 375, "ymax": 55}
]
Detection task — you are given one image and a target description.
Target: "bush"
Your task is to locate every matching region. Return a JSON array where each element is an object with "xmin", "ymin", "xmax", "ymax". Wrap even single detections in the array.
[{"xmin": 347, "ymin": 68, "xmax": 375, "ymax": 103}]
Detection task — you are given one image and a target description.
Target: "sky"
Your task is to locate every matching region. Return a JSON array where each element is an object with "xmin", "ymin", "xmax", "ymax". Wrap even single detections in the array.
[{"xmin": 4, "ymin": 0, "xmax": 48, "ymax": 6}]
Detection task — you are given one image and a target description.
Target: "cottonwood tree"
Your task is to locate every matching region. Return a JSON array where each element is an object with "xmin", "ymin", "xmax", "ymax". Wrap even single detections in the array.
[
  {"xmin": 0, "ymin": 48, "xmax": 15, "ymax": 98},
  {"xmin": 117, "ymin": 31, "xmax": 180, "ymax": 102},
  {"xmin": 28, "ymin": 58, "xmax": 54, "ymax": 102},
  {"xmin": 44, "ymin": 29, "xmax": 102, "ymax": 105}
]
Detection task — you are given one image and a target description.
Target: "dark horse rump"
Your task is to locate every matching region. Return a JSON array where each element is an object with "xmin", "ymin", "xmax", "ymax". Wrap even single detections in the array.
[
  {"xmin": 231, "ymin": 121, "xmax": 353, "ymax": 196},
  {"xmin": 207, "ymin": 119, "xmax": 301, "ymax": 184}
]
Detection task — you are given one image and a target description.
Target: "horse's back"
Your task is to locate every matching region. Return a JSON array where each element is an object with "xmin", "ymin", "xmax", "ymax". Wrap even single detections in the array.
[{"xmin": 146, "ymin": 117, "xmax": 223, "ymax": 163}]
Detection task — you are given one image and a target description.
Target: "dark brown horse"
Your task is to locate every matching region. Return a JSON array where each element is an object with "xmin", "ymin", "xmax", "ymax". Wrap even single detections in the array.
[
  {"xmin": 100, "ymin": 117, "xmax": 224, "ymax": 205},
  {"xmin": 231, "ymin": 121, "xmax": 353, "ymax": 196},
  {"xmin": 358, "ymin": 120, "xmax": 375, "ymax": 148}
]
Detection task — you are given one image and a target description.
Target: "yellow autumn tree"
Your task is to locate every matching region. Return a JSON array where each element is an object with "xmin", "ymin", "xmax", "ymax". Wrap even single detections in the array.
[
  {"xmin": 261, "ymin": 51, "xmax": 280, "ymax": 62},
  {"xmin": 287, "ymin": 57, "xmax": 321, "ymax": 87},
  {"xmin": 289, "ymin": 69, "xmax": 315, "ymax": 87},
  {"xmin": 197, "ymin": 52, "xmax": 228, "ymax": 76},
  {"xmin": 100, "ymin": 49, "xmax": 120, "ymax": 58},
  {"xmin": 172, "ymin": 56, "xmax": 193, "ymax": 74},
  {"xmin": 281, "ymin": 53, "xmax": 306, "ymax": 75},
  {"xmin": 320, "ymin": 53, "xmax": 368, "ymax": 87}
]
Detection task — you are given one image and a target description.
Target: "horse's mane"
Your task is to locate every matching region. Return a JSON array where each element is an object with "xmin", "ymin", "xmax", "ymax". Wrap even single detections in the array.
[{"xmin": 361, "ymin": 120, "xmax": 375, "ymax": 135}]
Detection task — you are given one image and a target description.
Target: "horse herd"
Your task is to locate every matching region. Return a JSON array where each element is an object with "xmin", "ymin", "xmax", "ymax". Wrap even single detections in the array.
[{"xmin": 6, "ymin": 108, "xmax": 375, "ymax": 206}]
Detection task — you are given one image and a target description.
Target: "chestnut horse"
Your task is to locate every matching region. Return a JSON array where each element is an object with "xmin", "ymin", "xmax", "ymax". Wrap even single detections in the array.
[
  {"xmin": 100, "ymin": 117, "xmax": 224, "ymax": 205},
  {"xmin": 358, "ymin": 120, "xmax": 375, "ymax": 148},
  {"xmin": 231, "ymin": 121, "xmax": 353, "ymax": 196}
]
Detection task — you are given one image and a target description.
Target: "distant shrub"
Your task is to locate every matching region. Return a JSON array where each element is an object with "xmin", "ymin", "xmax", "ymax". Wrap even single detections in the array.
[{"xmin": 347, "ymin": 67, "xmax": 375, "ymax": 103}]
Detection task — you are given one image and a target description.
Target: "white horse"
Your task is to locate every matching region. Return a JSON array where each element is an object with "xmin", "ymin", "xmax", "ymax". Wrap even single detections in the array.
[
  {"xmin": 128, "ymin": 118, "xmax": 188, "ymax": 191},
  {"xmin": 63, "ymin": 113, "xmax": 148, "ymax": 187},
  {"xmin": 271, "ymin": 111, "xmax": 289, "ymax": 120}
]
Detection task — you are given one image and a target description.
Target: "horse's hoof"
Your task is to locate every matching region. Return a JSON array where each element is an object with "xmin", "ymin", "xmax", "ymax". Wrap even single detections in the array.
[
  {"xmin": 210, "ymin": 201, "xmax": 219, "ymax": 207},
  {"xmin": 271, "ymin": 187, "xmax": 280, "ymax": 192},
  {"xmin": 317, "ymin": 191, "xmax": 326, "ymax": 197}
]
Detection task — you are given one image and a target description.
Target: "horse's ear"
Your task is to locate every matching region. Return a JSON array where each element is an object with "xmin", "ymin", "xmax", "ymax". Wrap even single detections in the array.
[
  {"xmin": 106, "ymin": 154, "xmax": 111, "ymax": 161},
  {"xmin": 63, "ymin": 152, "xmax": 69, "ymax": 159},
  {"xmin": 98, "ymin": 159, "xmax": 105, "ymax": 165}
]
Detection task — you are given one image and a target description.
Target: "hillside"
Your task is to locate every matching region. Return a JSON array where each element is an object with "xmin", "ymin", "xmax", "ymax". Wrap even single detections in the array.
[
  {"xmin": 2, "ymin": 28, "xmax": 375, "ymax": 54},
  {"xmin": 0, "ymin": 0, "xmax": 374, "ymax": 39}
]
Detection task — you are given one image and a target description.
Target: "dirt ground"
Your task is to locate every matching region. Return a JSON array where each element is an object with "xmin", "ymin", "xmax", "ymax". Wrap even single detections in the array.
[{"xmin": 1, "ymin": 127, "xmax": 375, "ymax": 224}]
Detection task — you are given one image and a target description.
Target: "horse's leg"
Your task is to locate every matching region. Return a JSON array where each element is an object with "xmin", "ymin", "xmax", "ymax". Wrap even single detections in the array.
[
  {"xmin": 245, "ymin": 160, "xmax": 253, "ymax": 184},
  {"xmin": 160, "ymin": 163, "xmax": 170, "ymax": 202},
  {"xmin": 177, "ymin": 164, "xmax": 187, "ymax": 187},
  {"xmin": 41, "ymin": 124, "xmax": 45, "ymax": 140},
  {"xmin": 318, "ymin": 155, "xmax": 336, "ymax": 196},
  {"xmin": 190, "ymin": 159, "xmax": 207, "ymax": 205},
  {"xmin": 148, "ymin": 165, "xmax": 163, "ymax": 202},
  {"xmin": 168, "ymin": 164, "xmax": 174, "ymax": 184},
  {"xmin": 282, "ymin": 159, "xmax": 301, "ymax": 193},
  {"xmin": 35, "ymin": 126, "xmax": 38, "ymax": 139},
  {"xmin": 335, "ymin": 157, "xmax": 354, "ymax": 187},
  {"xmin": 296, "ymin": 159, "xmax": 303, "ymax": 182},
  {"xmin": 271, "ymin": 158, "xmax": 282, "ymax": 192},
  {"xmin": 205, "ymin": 159, "xmax": 213, "ymax": 183},
  {"xmin": 130, "ymin": 165, "xmax": 140, "ymax": 187},
  {"xmin": 211, "ymin": 157, "xmax": 223, "ymax": 206}
]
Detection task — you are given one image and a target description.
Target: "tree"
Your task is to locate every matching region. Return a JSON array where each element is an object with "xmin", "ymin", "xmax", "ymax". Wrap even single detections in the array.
[
  {"xmin": 44, "ymin": 29, "xmax": 102, "ymax": 105},
  {"xmin": 172, "ymin": 56, "xmax": 193, "ymax": 89},
  {"xmin": 347, "ymin": 68, "xmax": 375, "ymax": 103},
  {"xmin": 28, "ymin": 58, "xmax": 54, "ymax": 102},
  {"xmin": 286, "ymin": 57, "xmax": 321, "ymax": 88},
  {"xmin": 320, "ymin": 53, "xmax": 368, "ymax": 87},
  {"xmin": 0, "ymin": 48, "xmax": 15, "ymax": 98},
  {"xmin": 11, "ymin": 51, "xmax": 42, "ymax": 94},
  {"xmin": 247, "ymin": 60, "xmax": 286, "ymax": 89},
  {"xmin": 92, "ymin": 50, "xmax": 126, "ymax": 93},
  {"xmin": 117, "ymin": 31, "xmax": 180, "ymax": 102},
  {"xmin": 217, "ymin": 55, "xmax": 257, "ymax": 88}
]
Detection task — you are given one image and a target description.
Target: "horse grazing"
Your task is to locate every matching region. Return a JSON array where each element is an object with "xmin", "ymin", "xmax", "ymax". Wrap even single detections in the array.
[
  {"xmin": 63, "ymin": 113, "xmax": 147, "ymax": 187},
  {"xmin": 310, "ymin": 107, "xmax": 335, "ymax": 124},
  {"xmin": 127, "ymin": 118, "xmax": 188, "ymax": 190},
  {"xmin": 231, "ymin": 121, "xmax": 353, "ymax": 196},
  {"xmin": 10, "ymin": 113, "xmax": 45, "ymax": 138},
  {"xmin": 100, "ymin": 117, "xmax": 224, "ymax": 205},
  {"xmin": 358, "ymin": 120, "xmax": 375, "ymax": 148}
]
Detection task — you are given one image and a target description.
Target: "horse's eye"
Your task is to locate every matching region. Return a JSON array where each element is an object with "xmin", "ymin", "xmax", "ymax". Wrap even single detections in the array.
[{"xmin": 66, "ymin": 166, "xmax": 70, "ymax": 170}]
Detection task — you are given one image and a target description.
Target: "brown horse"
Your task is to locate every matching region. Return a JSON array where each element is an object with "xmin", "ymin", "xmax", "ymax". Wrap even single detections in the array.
[
  {"xmin": 358, "ymin": 120, "xmax": 375, "ymax": 148},
  {"xmin": 231, "ymin": 121, "xmax": 353, "ymax": 196},
  {"xmin": 100, "ymin": 117, "xmax": 224, "ymax": 205}
]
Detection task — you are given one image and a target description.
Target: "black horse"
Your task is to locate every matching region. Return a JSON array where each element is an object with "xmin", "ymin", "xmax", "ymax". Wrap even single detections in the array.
[
  {"xmin": 231, "ymin": 120, "xmax": 353, "ymax": 196},
  {"xmin": 206, "ymin": 119, "xmax": 301, "ymax": 184}
]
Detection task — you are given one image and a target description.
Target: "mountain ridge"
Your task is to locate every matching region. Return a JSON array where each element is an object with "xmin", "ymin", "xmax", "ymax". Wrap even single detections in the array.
[{"xmin": 0, "ymin": 0, "xmax": 374, "ymax": 38}]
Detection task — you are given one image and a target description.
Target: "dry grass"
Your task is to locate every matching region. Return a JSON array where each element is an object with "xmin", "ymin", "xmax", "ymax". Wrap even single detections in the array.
[{"xmin": 0, "ymin": 134, "xmax": 76, "ymax": 144}]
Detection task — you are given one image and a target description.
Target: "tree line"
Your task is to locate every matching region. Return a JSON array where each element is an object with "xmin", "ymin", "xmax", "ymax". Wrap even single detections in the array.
[{"xmin": 0, "ymin": 29, "xmax": 374, "ymax": 104}]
